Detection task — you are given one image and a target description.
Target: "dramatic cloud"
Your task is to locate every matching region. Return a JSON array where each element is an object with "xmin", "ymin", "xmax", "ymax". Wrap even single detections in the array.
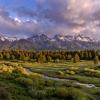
[
  {"xmin": 35, "ymin": 0, "xmax": 100, "ymax": 38},
  {"xmin": 0, "ymin": 0, "xmax": 100, "ymax": 39},
  {"xmin": 15, "ymin": 7, "xmax": 37, "ymax": 18},
  {"xmin": 0, "ymin": 8, "xmax": 38, "ymax": 38}
]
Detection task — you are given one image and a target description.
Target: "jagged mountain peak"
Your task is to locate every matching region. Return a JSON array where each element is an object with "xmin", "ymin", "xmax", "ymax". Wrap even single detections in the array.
[
  {"xmin": 0, "ymin": 33, "xmax": 99, "ymax": 50},
  {"xmin": 0, "ymin": 33, "xmax": 96, "ymax": 43},
  {"xmin": 75, "ymin": 34, "xmax": 93, "ymax": 42},
  {"xmin": 27, "ymin": 34, "xmax": 50, "ymax": 42},
  {"xmin": 0, "ymin": 34, "xmax": 17, "ymax": 42},
  {"xmin": 53, "ymin": 34, "xmax": 94, "ymax": 42}
]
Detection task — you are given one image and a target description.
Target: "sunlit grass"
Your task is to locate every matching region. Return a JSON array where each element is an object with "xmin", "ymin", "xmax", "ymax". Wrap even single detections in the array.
[{"xmin": 0, "ymin": 60, "xmax": 99, "ymax": 100}]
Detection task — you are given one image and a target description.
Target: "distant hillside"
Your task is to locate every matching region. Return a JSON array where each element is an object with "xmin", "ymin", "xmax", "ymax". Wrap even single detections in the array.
[{"xmin": 0, "ymin": 34, "xmax": 100, "ymax": 50}]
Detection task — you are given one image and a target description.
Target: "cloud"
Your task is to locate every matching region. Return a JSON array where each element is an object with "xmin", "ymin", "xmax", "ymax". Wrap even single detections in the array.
[
  {"xmin": 0, "ymin": 0, "xmax": 100, "ymax": 39},
  {"xmin": 36, "ymin": 0, "xmax": 45, "ymax": 8},
  {"xmin": 38, "ymin": 0, "xmax": 100, "ymax": 37},
  {"xmin": 14, "ymin": 7, "xmax": 37, "ymax": 18},
  {"xmin": 0, "ymin": 8, "xmax": 39, "ymax": 38}
]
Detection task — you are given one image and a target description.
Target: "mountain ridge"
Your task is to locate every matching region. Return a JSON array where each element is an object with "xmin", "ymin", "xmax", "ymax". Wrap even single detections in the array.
[{"xmin": 0, "ymin": 34, "xmax": 99, "ymax": 50}]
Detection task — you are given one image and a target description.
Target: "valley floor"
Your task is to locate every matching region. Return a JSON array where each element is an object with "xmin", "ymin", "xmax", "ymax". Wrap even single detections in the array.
[{"xmin": 0, "ymin": 60, "xmax": 100, "ymax": 100}]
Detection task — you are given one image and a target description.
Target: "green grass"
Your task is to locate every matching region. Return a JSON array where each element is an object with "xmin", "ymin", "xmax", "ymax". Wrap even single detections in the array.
[{"xmin": 0, "ymin": 60, "xmax": 99, "ymax": 100}]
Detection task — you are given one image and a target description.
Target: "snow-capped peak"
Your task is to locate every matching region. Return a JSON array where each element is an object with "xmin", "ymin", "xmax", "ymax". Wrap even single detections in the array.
[
  {"xmin": 75, "ymin": 35, "xmax": 93, "ymax": 42},
  {"xmin": 14, "ymin": 17, "xmax": 21, "ymax": 23},
  {"xmin": 54, "ymin": 34, "xmax": 65, "ymax": 41},
  {"xmin": 4, "ymin": 36, "xmax": 17, "ymax": 42},
  {"xmin": 53, "ymin": 34, "xmax": 93, "ymax": 42},
  {"xmin": 0, "ymin": 34, "xmax": 17, "ymax": 42}
]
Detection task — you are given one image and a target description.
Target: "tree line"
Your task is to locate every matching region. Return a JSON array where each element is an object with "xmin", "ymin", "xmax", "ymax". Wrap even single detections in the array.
[{"xmin": 0, "ymin": 50, "xmax": 99, "ymax": 63}]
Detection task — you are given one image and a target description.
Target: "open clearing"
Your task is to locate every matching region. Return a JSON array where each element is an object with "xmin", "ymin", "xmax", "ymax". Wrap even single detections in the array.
[{"xmin": 0, "ymin": 60, "xmax": 100, "ymax": 100}]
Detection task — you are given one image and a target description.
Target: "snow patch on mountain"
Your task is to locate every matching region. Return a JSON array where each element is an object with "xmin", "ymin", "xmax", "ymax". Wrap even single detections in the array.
[{"xmin": 0, "ymin": 34, "xmax": 17, "ymax": 42}]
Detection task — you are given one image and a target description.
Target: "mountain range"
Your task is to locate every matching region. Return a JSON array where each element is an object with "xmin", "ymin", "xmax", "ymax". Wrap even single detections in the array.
[{"xmin": 0, "ymin": 34, "xmax": 100, "ymax": 50}]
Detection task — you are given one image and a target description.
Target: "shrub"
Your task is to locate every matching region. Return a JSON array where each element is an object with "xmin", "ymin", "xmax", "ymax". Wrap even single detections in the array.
[
  {"xmin": 55, "ymin": 87, "xmax": 91, "ymax": 100},
  {"xmin": 14, "ymin": 67, "xmax": 29, "ymax": 76},
  {"xmin": 55, "ymin": 87, "xmax": 69, "ymax": 98},
  {"xmin": 45, "ymin": 87, "xmax": 55, "ymax": 97},
  {"xmin": 0, "ymin": 65, "xmax": 14, "ymax": 73},
  {"xmin": 30, "ymin": 78, "xmax": 46, "ymax": 89},
  {"xmin": 16, "ymin": 77, "xmax": 33, "ymax": 87},
  {"xmin": 45, "ymin": 80, "xmax": 55, "ymax": 86},
  {"xmin": 55, "ymin": 59, "xmax": 60, "ymax": 63},
  {"xmin": 30, "ymin": 72, "xmax": 42, "ymax": 78},
  {"xmin": 84, "ymin": 68, "xmax": 100, "ymax": 77},
  {"xmin": 66, "ymin": 70, "xmax": 76, "ymax": 75},
  {"xmin": 36, "ymin": 90, "xmax": 46, "ymax": 99},
  {"xmin": 68, "ymin": 87, "xmax": 88, "ymax": 100},
  {"xmin": 94, "ymin": 56, "xmax": 99, "ymax": 65},
  {"xmin": 57, "ymin": 71, "xmax": 64, "ymax": 75},
  {"xmin": 0, "ymin": 87, "xmax": 11, "ymax": 100},
  {"xmin": 29, "ymin": 90, "xmax": 46, "ymax": 99}
]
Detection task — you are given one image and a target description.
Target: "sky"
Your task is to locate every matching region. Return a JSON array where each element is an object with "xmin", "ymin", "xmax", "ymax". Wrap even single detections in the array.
[{"xmin": 0, "ymin": 0, "xmax": 100, "ymax": 39}]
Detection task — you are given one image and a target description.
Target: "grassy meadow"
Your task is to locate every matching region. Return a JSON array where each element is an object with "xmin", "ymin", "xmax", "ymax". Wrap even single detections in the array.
[{"xmin": 0, "ymin": 60, "xmax": 99, "ymax": 100}]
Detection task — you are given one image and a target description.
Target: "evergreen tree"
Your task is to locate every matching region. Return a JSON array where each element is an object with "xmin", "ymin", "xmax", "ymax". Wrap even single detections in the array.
[
  {"xmin": 11, "ymin": 55, "xmax": 15, "ymax": 60},
  {"xmin": 19, "ymin": 53, "xmax": 26, "ymax": 60},
  {"xmin": 5, "ymin": 53, "xmax": 10, "ymax": 60},
  {"xmin": 73, "ymin": 54, "xmax": 80, "ymax": 63},
  {"xmin": 94, "ymin": 56, "xmax": 99, "ymax": 65},
  {"xmin": 47, "ymin": 56, "xmax": 52, "ymax": 62},
  {"xmin": 37, "ymin": 54, "xmax": 46, "ymax": 63},
  {"xmin": 67, "ymin": 54, "xmax": 72, "ymax": 60},
  {"xmin": 0, "ymin": 53, "xmax": 3, "ymax": 60}
]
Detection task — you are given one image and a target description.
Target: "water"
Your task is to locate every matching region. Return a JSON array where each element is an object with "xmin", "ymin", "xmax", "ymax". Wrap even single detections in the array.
[
  {"xmin": 25, "ymin": 68, "xmax": 98, "ymax": 88},
  {"xmin": 42, "ymin": 75, "xmax": 97, "ymax": 88}
]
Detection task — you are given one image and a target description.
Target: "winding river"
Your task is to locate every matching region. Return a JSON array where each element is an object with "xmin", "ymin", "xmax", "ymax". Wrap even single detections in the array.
[{"xmin": 25, "ymin": 68, "xmax": 99, "ymax": 88}]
